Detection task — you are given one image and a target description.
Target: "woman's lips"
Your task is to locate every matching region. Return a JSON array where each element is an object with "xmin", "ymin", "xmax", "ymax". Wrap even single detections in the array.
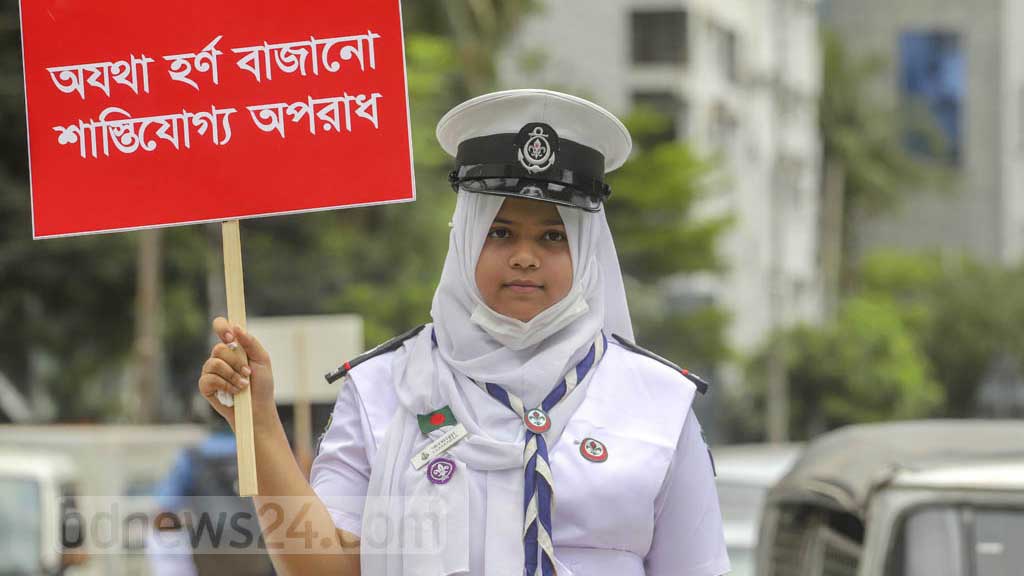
[{"xmin": 504, "ymin": 282, "xmax": 543, "ymax": 294}]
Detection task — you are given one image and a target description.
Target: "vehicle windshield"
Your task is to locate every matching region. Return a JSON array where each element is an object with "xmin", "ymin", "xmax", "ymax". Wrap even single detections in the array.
[
  {"xmin": 886, "ymin": 505, "xmax": 1024, "ymax": 576},
  {"xmin": 0, "ymin": 477, "xmax": 42, "ymax": 575}
]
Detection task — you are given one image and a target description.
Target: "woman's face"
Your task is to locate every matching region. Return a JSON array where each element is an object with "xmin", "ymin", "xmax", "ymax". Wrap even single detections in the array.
[{"xmin": 475, "ymin": 197, "xmax": 574, "ymax": 322}]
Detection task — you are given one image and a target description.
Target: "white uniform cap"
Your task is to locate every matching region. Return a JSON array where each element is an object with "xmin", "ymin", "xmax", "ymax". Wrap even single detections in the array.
[
  {"xmin": 436, "ymin": 89, "xmax": 633, "ymax": 173},
  {"xmin": 437, "ymin": 89, "xmax": 633, "ymax": 211}
]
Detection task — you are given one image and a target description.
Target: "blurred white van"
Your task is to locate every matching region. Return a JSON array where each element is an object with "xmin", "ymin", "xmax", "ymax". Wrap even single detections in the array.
[
  {"xmin": 0, "ymin": 450, "xmax": 85, "ymax": 575},
  {"xmin": 0, "ymin": 425, "xmax": 206, "ymax": 576},
  {"xmin": 714, "ymin": 443, "xmax": 804, "ymax": 576}
]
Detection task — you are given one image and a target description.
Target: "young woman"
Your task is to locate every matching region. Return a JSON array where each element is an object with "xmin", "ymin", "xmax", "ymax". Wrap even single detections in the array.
[{"xmin": 198, "ymin": 89, "xmax": 729, "ymax": 576}]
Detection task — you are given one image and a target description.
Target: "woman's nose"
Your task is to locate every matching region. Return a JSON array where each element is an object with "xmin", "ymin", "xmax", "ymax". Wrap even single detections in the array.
[{"xmin": 509, "ymin": 241, "xmax": 540, "ymax": 269}]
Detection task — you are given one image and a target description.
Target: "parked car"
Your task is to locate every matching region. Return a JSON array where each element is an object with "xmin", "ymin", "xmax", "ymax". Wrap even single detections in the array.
[
  {"xmin": 0, "ymin": 450, "xmax": 86, "ymax": 575},
  {"xmin": 755, "ymin": 420, "xmax": 1024, "ymax": 576},
  {"xmin": 714, "ymin": 443, "xmax": 803, "ymax": 576}
]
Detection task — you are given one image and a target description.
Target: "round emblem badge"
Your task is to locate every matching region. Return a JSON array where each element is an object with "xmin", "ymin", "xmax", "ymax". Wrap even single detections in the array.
[
  {"xmin": 426, "ymin": 457, "xmax": 456, "ymax": 485},
  {"xmin": 516, "ymin": 124, "xmax": 557, "ymax": 174},
  {"xmin": 524, "ymin": 408, "xmax": 551, "ymax": 433},
  {"xmin": 580, "ymin": 438, "xmax": 608, "ymax": 463}
]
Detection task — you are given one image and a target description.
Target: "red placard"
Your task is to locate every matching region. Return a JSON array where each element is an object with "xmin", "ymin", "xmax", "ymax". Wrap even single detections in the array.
[{"xmin": 20, "ymin": 0, "xmax": 415, "ymax": 238}]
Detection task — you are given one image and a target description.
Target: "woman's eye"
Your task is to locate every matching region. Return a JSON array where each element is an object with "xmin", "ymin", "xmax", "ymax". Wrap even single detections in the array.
[
  {"xmin": 544, "ymin": 231, "xmax": 566, "ymax": 242},
  {"xmin": 488, "ymin": 228, "xmax": 510, "ymax": 239}
]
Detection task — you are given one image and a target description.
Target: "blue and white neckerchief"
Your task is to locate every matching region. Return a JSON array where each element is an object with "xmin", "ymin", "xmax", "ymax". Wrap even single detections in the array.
[{"xmin": 482, "ymin": 332, "xmax": 608, "ymax": 576}]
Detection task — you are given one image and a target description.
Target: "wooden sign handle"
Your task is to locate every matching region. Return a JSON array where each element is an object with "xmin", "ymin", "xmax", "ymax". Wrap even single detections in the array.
[{"xmin": 222, "ymin": 220, "xmax": 259, "ymax": 496}]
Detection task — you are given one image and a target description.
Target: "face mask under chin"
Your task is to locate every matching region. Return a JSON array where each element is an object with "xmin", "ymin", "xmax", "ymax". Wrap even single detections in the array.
[{"xmin": 469, "ymin": 286, "xmax": 590, "ymax": 351}]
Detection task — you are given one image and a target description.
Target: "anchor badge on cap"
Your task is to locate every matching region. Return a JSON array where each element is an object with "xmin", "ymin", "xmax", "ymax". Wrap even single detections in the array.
[{"xmin": 516, "ymin": 123, "xmax": 557, "ymax": 174}]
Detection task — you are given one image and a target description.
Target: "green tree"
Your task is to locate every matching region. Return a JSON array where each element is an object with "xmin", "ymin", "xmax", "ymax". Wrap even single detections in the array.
[
  {"xmin": 733, "ymin": 249, "xmax": 1024, "ymax": 441},
  {"xmin": 415, "ymin": 0, "xmax": 538, "ymax": 94},
  {"xmin": 860, "ymin": 251, "xmax": 1024, "ymax": 417},
  {"xmin": 0, "ymin": 3, "xmax": 141, "ymax": 420},
  {"xmin": 734, "ymin": 294, "xmax": 943, "ymax": 441},
  {"xmin": 607, "ymin": 109, "xmax": 732, "ymax": 371}
]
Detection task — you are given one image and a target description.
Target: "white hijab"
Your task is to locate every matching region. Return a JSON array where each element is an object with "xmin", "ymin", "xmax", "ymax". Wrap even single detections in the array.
[
  {"xmin": 360, "ymin": 190, "xmax": 633, "ymax": 575},
  {"xmin": 433, "ymin": 190, "xmax": 633, "ymax": 406}
]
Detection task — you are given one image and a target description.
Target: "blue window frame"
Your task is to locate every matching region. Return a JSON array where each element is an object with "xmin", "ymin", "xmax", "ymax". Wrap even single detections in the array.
[{"xmin": 899, "ymin": 31, "xmax": 965, "ymax": 164}]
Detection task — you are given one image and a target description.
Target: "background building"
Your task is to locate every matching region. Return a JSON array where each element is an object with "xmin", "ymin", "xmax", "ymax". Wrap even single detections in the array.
[
  {"xmin": 823, "ymin": 0, "xmax": 1024, "ymax": 265},
  {"xmin": 498, "ymin": 1, "xmax": 825, "ymax": 368}
]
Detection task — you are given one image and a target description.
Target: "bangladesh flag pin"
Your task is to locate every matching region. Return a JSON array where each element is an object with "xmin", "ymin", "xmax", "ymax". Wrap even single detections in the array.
[{"xmin": 417, "ymin": 406, "xmax": 457, "ymax": 435}]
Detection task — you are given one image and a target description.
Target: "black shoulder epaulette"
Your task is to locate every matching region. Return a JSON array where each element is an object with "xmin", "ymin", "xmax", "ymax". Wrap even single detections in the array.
[
  {"xmin": 325, "ymin": 324, "xmax": 427, "ymax": 384},
  {"xmin": 611, "ymin": 333, "xmax": 710, "ymax": 394}
]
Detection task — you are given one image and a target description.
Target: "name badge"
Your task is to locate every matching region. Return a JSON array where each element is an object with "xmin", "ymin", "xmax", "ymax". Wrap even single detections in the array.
[{"xmin": 411, "ymin": 423, "xmax": 468, "ymax": 470}]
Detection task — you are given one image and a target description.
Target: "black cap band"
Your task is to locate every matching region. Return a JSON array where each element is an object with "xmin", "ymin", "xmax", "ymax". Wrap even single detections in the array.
[
  {"xmin": 449, "ymin": 123, "xmax": 611, "ymax": 210},
  {"xmin": 455, "ymin": 132, "xmax": 605, "ymax": 180}
]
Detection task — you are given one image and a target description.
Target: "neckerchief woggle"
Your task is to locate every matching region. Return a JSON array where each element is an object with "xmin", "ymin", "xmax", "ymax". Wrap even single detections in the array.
[{"xmin": 433, "ymin": 328, "xmax": 608, "ymax": 576}]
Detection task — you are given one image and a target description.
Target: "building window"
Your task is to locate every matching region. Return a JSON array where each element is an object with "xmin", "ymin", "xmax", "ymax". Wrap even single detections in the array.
[
  {"xmin": 1019, "ymin": 86, "xmax": 1024, "ymax": 154},
  {"xmin": 709, "ymin": 22, "xmax": 739, "ymax": 83},
  {"xmin": 632, "ymin": 91, "xmax": 687, "ymax": 145},
  {"xmin": 899, "ymin": 31, "xmax": 965, "ymax": 164},
  {"xmin": 723, "ymin": 29, "xmax": 739, "ymax": 83},
  {"xmin": 710, "ymin": 101, "xmax": 739, "ymax": 153},
  {"xmin": 632, "ymin": 10, "xmax": 688, "ymax": 65}
]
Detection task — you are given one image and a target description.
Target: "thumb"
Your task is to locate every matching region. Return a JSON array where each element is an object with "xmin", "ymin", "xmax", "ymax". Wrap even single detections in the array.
[{"xmin": 233, "ymin": 325, "xmax": 271, "ymax": 365}]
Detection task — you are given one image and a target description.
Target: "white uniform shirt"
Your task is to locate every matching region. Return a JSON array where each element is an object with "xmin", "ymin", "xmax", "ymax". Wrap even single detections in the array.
[{"xmin": 311, "ymin": 339, "xmax": 730, "ymax": 576}]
